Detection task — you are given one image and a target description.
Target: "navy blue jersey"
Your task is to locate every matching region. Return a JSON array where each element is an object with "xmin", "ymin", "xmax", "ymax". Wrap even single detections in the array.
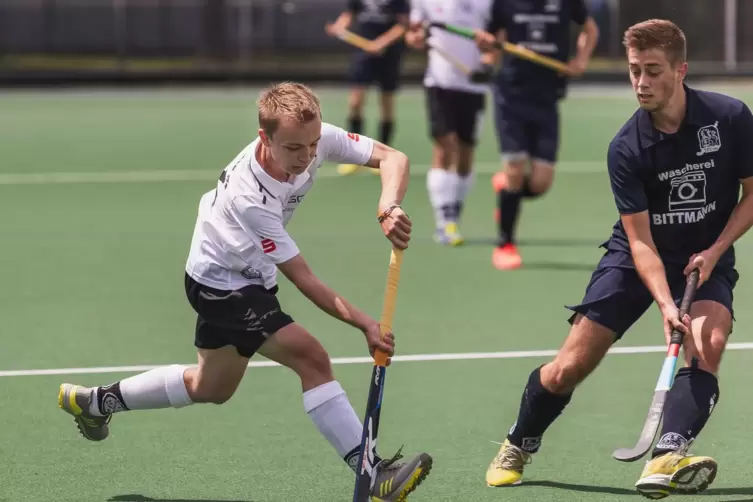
[
  {"xmin": 487, "ymin": 0, "xmax": 587, "ymax": 104},
  {"xmin": 605, "ymin": 85, "xmax": 753, "ymax": 270},
  {"xmin": 348, "ymin": 0, "xmax": 409, "ymax": 38}
]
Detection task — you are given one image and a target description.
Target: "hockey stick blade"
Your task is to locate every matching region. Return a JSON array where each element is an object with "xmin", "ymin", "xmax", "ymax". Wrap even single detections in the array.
[
  {"xmin": 612, "ymin": 269, "xmax": 699, "ymax": 463},
  {"xmin": 612, "ymin": 390, "xmax": 667, "ymax": 462}
]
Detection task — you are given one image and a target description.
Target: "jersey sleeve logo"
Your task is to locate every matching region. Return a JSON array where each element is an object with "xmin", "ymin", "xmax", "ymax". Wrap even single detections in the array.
[
  {"xmin": 261, "ymin": 238, "xmax": 277, "ymax": 254},
  {"xmin": 347, "ymin": 132, "xmax": 360, "ymax": 142}
]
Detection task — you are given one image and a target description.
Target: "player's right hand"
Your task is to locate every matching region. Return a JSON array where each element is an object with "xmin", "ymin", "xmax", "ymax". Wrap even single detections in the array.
[
  {"xmin": 405, "ymin": 28, "xmax": 426, "ymax": 50},
  {"xmin": 660, "ymin": 304, "xmax": 691, "ymax": 345},
  {"xmin": 473, "ymin": 29, "xmax": 498, "ymax": 51},
  {"xmin": 325, "ymin": 23, "xmax": 341, "ymax": 37},
  {"xmin": 363, "ymin": 322, "xmax": 395, "ymax": 365}
]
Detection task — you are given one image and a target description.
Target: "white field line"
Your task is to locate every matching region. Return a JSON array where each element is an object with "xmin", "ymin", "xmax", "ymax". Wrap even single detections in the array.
[
  {"xmin": 4, "ymin": 342, "xmax": 753, "ymax": 377},
  {"xmin": 0, "ymin": 161, "xmax": 606, "ymax": 186}
]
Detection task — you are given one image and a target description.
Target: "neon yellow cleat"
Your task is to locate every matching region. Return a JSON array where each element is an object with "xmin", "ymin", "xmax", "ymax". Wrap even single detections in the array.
[
  {"xmin": 635, "ymin": 448, "xmax": 717, "ymax": 499},
  {"xmin": 486, "ymin": 439, "xmax": 530, "ymax": 487},
  {"xmin": 444, "ymin": 222, "xmax": 464, "ymax": 246},
  {"xmin": 337, "ymin": 163, "xmax": 360, "ymax": 175}
]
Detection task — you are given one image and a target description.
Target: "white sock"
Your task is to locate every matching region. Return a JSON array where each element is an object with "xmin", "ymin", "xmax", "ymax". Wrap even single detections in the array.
[
  {"xmin": 427, "ymin": 168, "xmax": 459, "ymax": 228},
  {"xmin": 456, "ymin": 172, "xmax": 476, "ymax": 221},
  {"xmin": 303, "ymin": 380, "xmax": 363, "ymax": 470},
  {"xmin": 89, "ymin": 364, "xmax": 193, "ymax": 416}
]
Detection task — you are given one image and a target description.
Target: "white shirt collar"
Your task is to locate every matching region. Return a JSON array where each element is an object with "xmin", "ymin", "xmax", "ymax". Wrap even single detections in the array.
[{"xmin": 247, "ymin": 140, "xmax": 312, "ymax": 199}]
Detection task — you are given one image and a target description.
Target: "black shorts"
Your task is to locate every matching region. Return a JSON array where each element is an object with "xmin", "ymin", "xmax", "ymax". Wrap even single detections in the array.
[
  {"xmin": 566, "ymin": 250, "xmax": 738, "ymax": 338},
  {"xmin": 184, "ymin": 274, "xmax": 294, "ymax": 358},
  {"xmin": 348, "ymin": 49, "xmax": 404, "ymax": 92},
  {"xmin": 425, "ymin": 86, "xmax": 486, "ymax": 145},
  {"xmin": 493, "ymin": 88, "xmax": 559, "ymax": 163}
]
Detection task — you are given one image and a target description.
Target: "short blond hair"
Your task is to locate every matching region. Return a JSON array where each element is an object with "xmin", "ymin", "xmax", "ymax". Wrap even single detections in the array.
[
  {"xmin": 623, "ymin": 19, "xmax": 687, "ymax": 65},
  {"xmin": 257, "ymin": 82, "xmax": 321, "ymax": 137}
]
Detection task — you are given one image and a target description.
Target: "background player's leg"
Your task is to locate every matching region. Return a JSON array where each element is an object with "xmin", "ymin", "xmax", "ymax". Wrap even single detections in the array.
[
  {"xmin": 455, "ymin": 141, "xmax": 475, "ymax": 223},
  {"xmin": 424, "ymin": 87, "xmax": 462, "ymax": 245},
  {"xmin": 339, "ymin": 55, "xmax": 370, "ymax": 176},
  {"xmin": 379, "ymin": 91, "xmax": 395, "ymax": 146},
  {"xmin": 453, "ymin": 92, "xmax": 484, "ymax": 226},
  {"xmin": 258, "ymin": 322, "xmax": 365, "ymax": 471},
  {"xmin": 525, "ymin": 160, "xmax": 555, "ymax": 198}
]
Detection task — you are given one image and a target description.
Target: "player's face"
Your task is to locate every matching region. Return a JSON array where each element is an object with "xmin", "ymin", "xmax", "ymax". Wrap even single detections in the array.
[
  {"xmin": 264, "ymin": 117, "xmax": 322, "ymax": 176},
  {"xmin": 627, "ymin": 47, "xmax": 687, "ymax": 112}
]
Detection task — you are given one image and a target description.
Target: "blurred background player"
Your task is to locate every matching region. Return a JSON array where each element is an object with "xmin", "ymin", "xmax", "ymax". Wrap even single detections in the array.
[
  {"xmin": 476, "ymin": 0, "xmax": 599, "ymax": 269},
  {"xmin": 405, "ymin": 0, "xmax": 496, "ymax": 246},
  {"xmin": 326, "ymin": 0, "xmax": 410, "ymax": 175}
]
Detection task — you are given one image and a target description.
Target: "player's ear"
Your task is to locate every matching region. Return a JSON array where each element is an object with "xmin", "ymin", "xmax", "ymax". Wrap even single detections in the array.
[
  {"xmin": 259, "ymin": 129, "xmax": 271, "ymax": 146},
  {"xmin": 676, "ymin": 61, "xmax": 688, "ymax": 82}
]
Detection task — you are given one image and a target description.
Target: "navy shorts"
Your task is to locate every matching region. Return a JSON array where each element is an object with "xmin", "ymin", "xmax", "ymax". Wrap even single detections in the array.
[
  {"xmin": 184, "ymin": 273, "xmax": 294, "ymax": 358},
  {"xmin": 425, "ymin": 86, "xmax": 486, "ymax": 145},
  {"xmin": 493, "ymin": 88, "xmax": 559, "ymax": 163},
  {"xmin": 566, "ymin": 251, "xmax": 738, "ymax": 338},
  {"xmin": 348, "ymin": 49, "xmax": 404, "ymax": 92}
]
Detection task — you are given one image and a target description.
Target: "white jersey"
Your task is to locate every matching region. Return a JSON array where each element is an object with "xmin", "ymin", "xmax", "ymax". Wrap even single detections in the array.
[
  {"xmin": 410, "ymin": 0, "xmax": 496, "ymax": 94},
  {"xmin": 185, "ymin": 123, "xmax": 374, "ymax": 291}
]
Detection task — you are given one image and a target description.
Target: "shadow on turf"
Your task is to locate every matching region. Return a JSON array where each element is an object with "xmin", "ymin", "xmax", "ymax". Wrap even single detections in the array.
[
  {"xmin": 109, "ymin": 496, "xmax": 254, "ymax": 502},
  {"xmin": 520, "ymin": 482, "xmax": 753, "ymax": 498}
]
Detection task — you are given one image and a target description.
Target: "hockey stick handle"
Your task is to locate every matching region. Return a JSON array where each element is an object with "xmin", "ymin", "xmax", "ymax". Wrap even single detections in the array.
[
  {"xmin": 669, "ymin": 269, "xmax": 700, "ymax": 346},
  {"xmin": 426, "ymin": 21, "xmax": 572, "ymax": 75},
  {"xmin": 374, "ymin": 249, "xmax": 403, "ymax": 367}
]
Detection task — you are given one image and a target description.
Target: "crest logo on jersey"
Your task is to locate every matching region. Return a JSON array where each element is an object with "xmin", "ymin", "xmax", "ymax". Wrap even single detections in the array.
[
  {"xmin": 261, "ymin": 238, "xmax": 276, "ymax": 254},
  {"xmin": 696, "ymin": 121, "xmax": 721, "ymax": 156},
  {"xmin": 347, "ymin": 132, "xmax": 360, "ymax": 142}
]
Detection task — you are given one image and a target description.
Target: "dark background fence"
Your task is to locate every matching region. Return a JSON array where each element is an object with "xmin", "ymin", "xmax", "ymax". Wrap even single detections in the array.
[{"xmin": 0, "ymin": 0, "xmax": 751, "ymax": 85}]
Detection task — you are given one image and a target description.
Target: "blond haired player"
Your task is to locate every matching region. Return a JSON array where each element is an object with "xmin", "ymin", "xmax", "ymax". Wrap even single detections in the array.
[{"xmin": 58, "ymin": 82, "xmax": 432, "ymax": 502}]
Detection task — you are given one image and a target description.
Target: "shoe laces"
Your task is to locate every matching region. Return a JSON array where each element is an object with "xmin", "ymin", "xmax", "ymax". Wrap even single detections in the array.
[
  {"xmin": 378, "ymin": 445, "xmax": 405, "ymax": 473},
  {"xmin": 491, "ymin": 441, "xmax": 531, "ymax": 471}
]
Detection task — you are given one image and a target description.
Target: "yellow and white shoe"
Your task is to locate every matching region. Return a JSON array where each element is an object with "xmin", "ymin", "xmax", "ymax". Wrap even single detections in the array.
[
  {"xmin": 486, "ymin": 440, "xmax": 531, "ymax": 487},
  {"xmin": 337, "ymin": 163, "xmax": 361, "ymax": 176},
  {"xmin": 444, "ymin": 222, "xmax": 464, "ymax": 246},
  {"xmin": 635, "ymin": 449, "xmax": 718, "ymax": 499}
]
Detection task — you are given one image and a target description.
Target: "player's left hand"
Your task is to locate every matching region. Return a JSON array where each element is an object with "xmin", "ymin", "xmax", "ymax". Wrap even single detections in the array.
[
  {"xmin": 379, "ymin": 205, "xmax": 412, "ymax": 250},
  {"xmin": 366, "ymin": 41, "xmax": 386, "ymax": 55},
  {"xmin": 566, "ymin": 56, "xmax": 588, "ymax": 77},
  {"xmin": 684, "ymin": 248, "xmax": 721, "ymax": 287},
  {"xmin": 363, "ymin": 322, "xmax": 395, "ymax": 365},
  {"xmin": 473, "ymin": 29, "xmax": 497, "ymax": 51}
]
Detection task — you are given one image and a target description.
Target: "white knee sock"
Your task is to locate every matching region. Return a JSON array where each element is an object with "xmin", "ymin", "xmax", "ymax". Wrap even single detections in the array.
[
  {"xmin": 427, "ymin": 168, "xmax": 460, "ymax": 228},
  {"xmin": 303, "ymin": 380, "xmax": 363, "ymax": 471},
  {"xmin": 455, "ymin": 172, "xmax": 475, "ymax": 222},
  {"xmin": 90, "ymin": 364, "xmax": 193, "ymax": 416}
]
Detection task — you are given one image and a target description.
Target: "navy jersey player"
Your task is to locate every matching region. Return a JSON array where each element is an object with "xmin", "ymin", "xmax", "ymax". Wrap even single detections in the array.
[
  {"xmin": 327, "ymin": 0, "xmax": 410, "ymax": 175},
  {"xmin": 475, "ymin": 0, "xmax": 598, "ymax": 269},
  {"xmin": 485, "ymin": 20, "xmax": 753, "ymax": 498}
]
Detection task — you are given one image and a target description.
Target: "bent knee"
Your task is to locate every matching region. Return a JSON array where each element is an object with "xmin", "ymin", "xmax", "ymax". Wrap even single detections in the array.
[
  {"xmin": 188, "ymin": 381, "xmax": 237, "ymax": 405},
  {"xmin": 540, "ymin": 360, "xmax": 586, "ymax": 394}
]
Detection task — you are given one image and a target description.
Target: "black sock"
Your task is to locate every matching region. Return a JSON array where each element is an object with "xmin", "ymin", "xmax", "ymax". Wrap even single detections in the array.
[
  {"xmin": 498, "ymin": 189, "xmax": 522, "ymax": 246},
  {"xmin": 652, "ymin": 367, "xmax": 719, "ymax": 458},
  {"xmin": 344, "ymin": 446, "xmax": 381, "ymax": 473},
  {"xmin": 507, "ymin": 366, "xmax": 573, "ymax": 453},
  {"xmin": 379, "ymin": 120, "xmax": 394, "ymax": 146},
  {"xmin": 521, "ymin": 176, "xmax": 543, "ymax": 199},
  {"xmin": 96, "ymin": 381, "xmax": 130, "ymax": 415},
  {"xmin": 348, "ymin": 116, "xmax": 363, "ymax": 135},
  {"xmin": 440, "ymin": 203, "xmax": 456, "ymax": 224}
]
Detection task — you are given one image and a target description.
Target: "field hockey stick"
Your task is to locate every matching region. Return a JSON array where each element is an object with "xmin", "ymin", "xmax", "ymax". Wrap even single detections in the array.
[
  {"xmin": 334, "ymin": 28, "xmax": 375, "ymax": 52},
  {"xmin": 352, "ymin": 248, "xmax": 404, "ymax": 501},
  {"xmin": 425, "ymin": 39, "xmax": 472, "ymax": 76},
  {"xmin": 427, "ymin": 21, "xmax": 572, "ymax": 75},
  {"xmin": 612, "ymin": 268, "xmax": 700, "ymax": 462}
]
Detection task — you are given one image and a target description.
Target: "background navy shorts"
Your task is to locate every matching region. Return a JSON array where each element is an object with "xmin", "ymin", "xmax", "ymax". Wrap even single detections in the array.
[
  {"xmin": 566, "ymin": 251, "xmax": 738, "ymax": 338},
  {"xmin": 493, "ymin": 89, "xmax": 559, "ymax": 163},
  {"xmin": 184, "ymin": 274, "xmax": 294, "ymax": 358},
  {"xmin": 348, "ymin": 49, "xmax": 404, "ymax": 92}
]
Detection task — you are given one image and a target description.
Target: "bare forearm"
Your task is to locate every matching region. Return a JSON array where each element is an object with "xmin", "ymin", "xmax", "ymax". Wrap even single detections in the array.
[
  {"xmin": 575, "ymin": 19, "xmax": 599, "ymax": 61},
  {"xmin": 631, "ymin": 241, "xmax": 674, "ymax": 309},
  {"xmin": 375, "ymin": 23, "xmax": 407, "ymax": 47},
  {"xmin": 377, "ymin": 150, "xmax": 410, "ymax": 211},
  {"xmin": 333, "ymin": 12, "xmax": 353, "ymax": 31},
  {"xmin": 296, "ymin": 274, "xmax": 371, "ymax": 331},
  {"xmin": 710, "ymin": 192, "xmax": 753, "ymax": 257}
]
